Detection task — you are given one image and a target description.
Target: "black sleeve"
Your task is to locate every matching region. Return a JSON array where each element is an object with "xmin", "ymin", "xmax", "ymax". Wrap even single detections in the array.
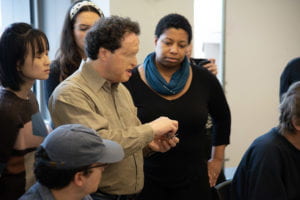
[
  {"xmin": 207, "ymin": 72, "xmax": 231, "ymax": 146},
  {"xmin": 279, "ymin": 57, "xmax": 300, "ymax": 101},
  {"xmin": 44, "ymin": 60, "xmax": 61, "ymax": 104},
  {"xmin": 280, "ymin": 61, "xmax": 292, "ymax": 100}
]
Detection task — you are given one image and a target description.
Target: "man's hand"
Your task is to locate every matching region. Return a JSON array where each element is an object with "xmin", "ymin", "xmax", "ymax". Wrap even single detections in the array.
[
  {"xmin": 148, "ymin": 116, "xmax": 179, "ymax": 152},
  {"xmin": 148, "ymin": 116, "xmax": 178, "ymax": 138},
  {"xmin": 148, "ymin": 136, "xmax": 179, "ymax": 152}
]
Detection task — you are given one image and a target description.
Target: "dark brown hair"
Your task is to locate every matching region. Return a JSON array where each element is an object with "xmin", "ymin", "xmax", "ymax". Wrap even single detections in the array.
[
  {"xmin": 0, "ymin": 23, "xmax": 49, "ymax": 91},
  {"xmin": 55, "ymin": 0, "xmax": 103, "ymax": 80}
]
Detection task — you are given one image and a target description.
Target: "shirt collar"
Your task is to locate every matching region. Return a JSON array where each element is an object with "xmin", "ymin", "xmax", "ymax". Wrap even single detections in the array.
[
  {"xmin": 36, "ymin": 182, "xmax": 56, "ymax": 200},
  {"xmin": 79, "ymin": 61, "xmax": 120, "ymax": 93},
  {"xmin": 36, "ymin": 182, "xmax": 93, "ymax": 200}
]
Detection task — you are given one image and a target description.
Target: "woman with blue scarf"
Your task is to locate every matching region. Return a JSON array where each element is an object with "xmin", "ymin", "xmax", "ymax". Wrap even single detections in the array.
[{"xmin": 124, "ymin": 13, "xmax": 231, "ymax": 200}]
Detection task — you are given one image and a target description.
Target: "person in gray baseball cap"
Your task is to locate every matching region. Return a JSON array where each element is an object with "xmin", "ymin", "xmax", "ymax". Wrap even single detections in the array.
[{"xmin": 20, "ymin": 124, "xmax": 124, "ymax": 200}]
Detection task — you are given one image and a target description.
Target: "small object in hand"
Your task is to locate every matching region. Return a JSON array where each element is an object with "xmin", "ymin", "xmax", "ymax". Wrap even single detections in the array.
[
  {"xmin": 164, "ymin": 132, "xmax": 178, "ymax": 139},
  {"xmin": 190, "ymin": 58, "xmax": 210, "ymax": 66}
]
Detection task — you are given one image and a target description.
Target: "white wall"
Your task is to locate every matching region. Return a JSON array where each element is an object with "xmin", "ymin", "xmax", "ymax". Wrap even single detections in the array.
[
  {"xmin": 110, "ymin": 0, "xmax": 193, "ymax": 64},
  {"xmin": 40, "ymin": 0, "xmax": 71, "ymax": 60},
  {"xmin": 224, "ymin": 0, "xmax": 300, "ymax": 167},
  {"xmin": 0, "ymin": 0, "xmax": 31, "ymax": 32}
]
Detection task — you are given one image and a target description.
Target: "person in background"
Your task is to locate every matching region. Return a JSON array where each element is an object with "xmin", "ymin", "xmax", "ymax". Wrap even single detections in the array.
[
  {"xmin": 185, "ymin": 43, "xmax": 218, "ymax": 75},
  {"xmin": 44, "ymin": 0, "xmax": 104, "ymax": 102},
  {"xmin": 124, "ymin": 13, "xmax": 231, "ymax": 200},
  {"xmin": 231, "ymin": 81, "xmax": 300, "ymax": 200},
  {"xmin": 20, "ymin": 124, "xmax": 125, "ymax": 200},
  {"xmin": 279, "ymin": 57, "xmax": 300, "ymax": 100},
  {"xmin": 48, "ymin": 16, "xmax": 179, "ymax": 200},
  {"xmin": 0, "ymin": 22, "xmax": 50, "ymax": 199}
]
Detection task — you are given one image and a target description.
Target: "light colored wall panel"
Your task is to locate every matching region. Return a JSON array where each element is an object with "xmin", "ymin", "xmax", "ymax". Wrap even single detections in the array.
[{"xmin": 224, "ymin": 0, "xmax": 300, "ymax": 167}]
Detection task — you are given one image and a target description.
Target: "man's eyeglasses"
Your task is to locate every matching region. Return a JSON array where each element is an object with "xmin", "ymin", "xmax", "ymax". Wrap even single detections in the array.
[
  {"xmin": 87, "ymin": 163, "xmax": 108, "ymax": 170},
  {"xmin": 77, "ymin": 163, "xmax": 109, "ymax": 174}
]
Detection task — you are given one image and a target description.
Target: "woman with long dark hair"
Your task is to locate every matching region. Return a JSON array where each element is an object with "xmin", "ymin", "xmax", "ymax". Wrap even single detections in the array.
[{"xmin": 44, "ymin": 0, "xmax": 104, "ymax": 102}]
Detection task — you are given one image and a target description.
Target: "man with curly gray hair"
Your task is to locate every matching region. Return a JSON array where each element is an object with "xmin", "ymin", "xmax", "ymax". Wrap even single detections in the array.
[
  {"xmin": 49, "ymin": 16, "xmax": 179, "ymax": 200},
  {"xmin": 232, "ymin": 81, "xmax": 300, "ymax": 200}
]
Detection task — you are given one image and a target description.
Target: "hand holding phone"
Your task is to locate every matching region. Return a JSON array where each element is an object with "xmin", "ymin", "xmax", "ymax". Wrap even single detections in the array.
[{"xmin": 190, "ymin": 58, "xmax": 210, "ymax": 66}]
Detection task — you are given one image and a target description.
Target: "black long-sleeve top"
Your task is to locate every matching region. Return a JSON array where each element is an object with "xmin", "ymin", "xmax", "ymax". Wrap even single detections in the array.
[
  {"xmin": 124, "ymin": 64, "xmax": 231, "ymax": 186},
  {"xmin": 232, "ymin": 128, "xmax": 300, "ymax": 200}
]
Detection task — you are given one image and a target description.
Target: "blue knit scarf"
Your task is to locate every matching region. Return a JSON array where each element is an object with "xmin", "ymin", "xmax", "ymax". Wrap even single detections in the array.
[{"xmin": 144, "ymin": 52, "xmax": 190, "ymax": 95}]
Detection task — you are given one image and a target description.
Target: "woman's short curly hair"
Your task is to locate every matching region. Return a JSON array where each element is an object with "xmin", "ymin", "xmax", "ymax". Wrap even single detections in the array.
[{"xmin": 155, "ymin": 13, "xmax": 192, "ymax": 44}]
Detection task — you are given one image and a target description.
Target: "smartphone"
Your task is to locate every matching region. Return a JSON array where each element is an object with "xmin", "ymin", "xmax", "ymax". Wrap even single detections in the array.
[{"xmin": 190, "ymin": 58, "xmax": 210, "ymax": 66}]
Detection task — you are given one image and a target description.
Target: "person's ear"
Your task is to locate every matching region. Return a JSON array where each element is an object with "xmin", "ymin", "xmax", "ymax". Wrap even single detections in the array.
[
  {"xmin": 292, "ymin": 117, "xmax": 300, "ymax": 132},
  {"xmin": 154, "ymin": 37, "xmax": 158, "ymax": 46},
  {"xmin": 16, "ymin": 61, "xmax": 22, "ymax": 71},
  {"xmin": 73, "ymin": 171, "xmax": 85, "ymax": 187},
  {"xmin": 98, "ymin": 47, "xmax": 110, "ymax": 61}
]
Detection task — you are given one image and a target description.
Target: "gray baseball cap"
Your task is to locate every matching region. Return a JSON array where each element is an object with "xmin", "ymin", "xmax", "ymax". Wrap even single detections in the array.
[{"xmin": 41, "ymin": 124, "xmax": 124, "ymax": 169}]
